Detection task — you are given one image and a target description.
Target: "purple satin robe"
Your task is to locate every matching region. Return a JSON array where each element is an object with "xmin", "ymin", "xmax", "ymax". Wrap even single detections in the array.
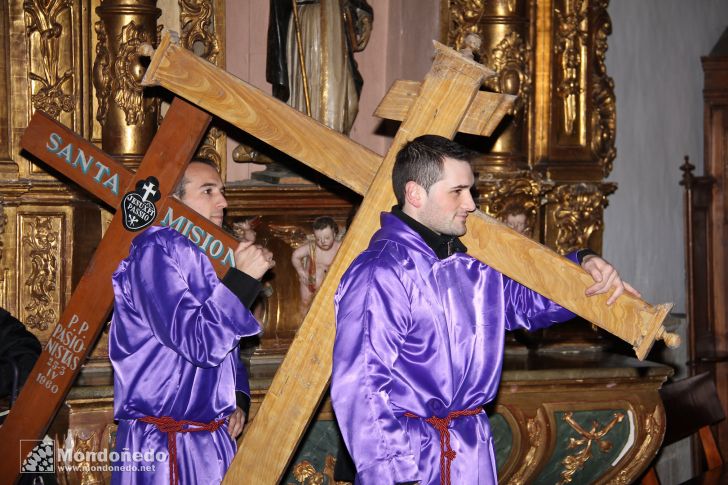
[
  {"xmin": 331, "ymin": 213, "xmax": 578, "ymax": 485},
  {"xmin": 109, "ymin": 227, "xmax": 261, "ymax": 484}
]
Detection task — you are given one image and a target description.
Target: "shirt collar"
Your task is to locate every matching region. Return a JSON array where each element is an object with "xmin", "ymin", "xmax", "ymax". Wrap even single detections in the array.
[{"xmin": 391, "ymin": 206, "xmax": 467, "ymax": 260}]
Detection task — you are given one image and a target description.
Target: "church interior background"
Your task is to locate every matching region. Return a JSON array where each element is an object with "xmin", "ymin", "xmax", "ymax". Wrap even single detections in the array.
[{"xmin": 1, "ymin": 0, "xmax": 727, "ymax": 483}]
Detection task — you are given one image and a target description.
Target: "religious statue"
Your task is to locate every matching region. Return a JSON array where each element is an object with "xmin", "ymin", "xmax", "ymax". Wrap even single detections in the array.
[
  {"xmin": 459, "ymin": 32, "xmax": 482, "ymax": 63},
  {"xmin": 267, "ymin": 0, "xmax": 373, "ymax": 134},
  {"xmin": 290, "ymin": 217, "xmax": 343, "ymax": 315}
]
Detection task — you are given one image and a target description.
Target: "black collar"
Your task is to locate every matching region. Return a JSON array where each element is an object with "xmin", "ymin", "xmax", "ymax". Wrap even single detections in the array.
[{"xmin": 391, "ymin": 206, "xmax": 468, "ymax": 260}]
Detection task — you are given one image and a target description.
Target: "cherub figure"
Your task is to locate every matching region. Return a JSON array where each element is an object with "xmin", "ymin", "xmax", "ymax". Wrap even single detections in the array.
[
  {"xmin": 460, "ymin": 32, "xmax": 482, "ymax": 62},
  {"xmin": 232, "ymin": 216, "xmax": 259, "ymax": 243},
  {"xmin": 501, "ymin": 202, "xmax": 532, "ymax": 237},
  {"xmin": 291, "ymin": 217, "xmax": 343, "ymax": 314}
]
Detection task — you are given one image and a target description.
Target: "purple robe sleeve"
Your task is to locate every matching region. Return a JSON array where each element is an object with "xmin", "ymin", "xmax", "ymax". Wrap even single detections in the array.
[
  {"xmin": 332, "ymin": 262, "xmax": 420, "ymax": 484},
  {"xmin": 502, "ymin": 250, "xmax": 580, "ymax": 331},
  {"xmin": 124, "ymin": 234, "xmax": 260, "ymax": 368}
]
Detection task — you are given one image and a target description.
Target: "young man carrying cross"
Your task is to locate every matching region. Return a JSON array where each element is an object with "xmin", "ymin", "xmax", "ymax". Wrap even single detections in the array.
[
  {"xmin": 331, "ymin": 135, "xmax": 640, "ymax": 485},
  {"xmin": 109, "ymin": 159, "xmax": 275, "ymax": 484}
]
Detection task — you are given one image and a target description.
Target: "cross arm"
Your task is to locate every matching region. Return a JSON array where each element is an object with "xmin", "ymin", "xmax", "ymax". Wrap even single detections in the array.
[
  {"xmin": 375, "ymin": 79, "xmax": 516, "ymax": 137},
  {"xmin": 462, "ymin": 211, "xmax": 679, "ymax": 359},
  {"xmin": 140, "ymin": 33, "xmax": 380, "ymax": 196},
  {"xmin": 19, "ymin": 107, "xmax": 242, "ymax": 279},
  {"xmin": 21, "ymin": 110, "xmax": 133, "ymax": 208}
]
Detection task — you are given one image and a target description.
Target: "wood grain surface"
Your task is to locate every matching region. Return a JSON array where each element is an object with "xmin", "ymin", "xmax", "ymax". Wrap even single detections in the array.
[
  {"xmin": 462, "ymin": 211, "xmax": 677, "ymax": 359},
  {"xmin": 142, "ymin": 33, "xmax": 380, "ymax": 196},
  {"xmin": 374, "ymin": 79, "xmax": 516, "ymax": 137}
]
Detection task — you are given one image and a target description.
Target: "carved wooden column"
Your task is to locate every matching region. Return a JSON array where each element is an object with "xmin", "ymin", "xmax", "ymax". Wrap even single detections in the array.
[
  {"xmin": 0, "ymin": 202, "xmax": 7, "ymax": 308},
  {"xmin": 0, "ymin": 0, "xmax": 104, "ymax": 325},
  {"xmin": 447, "ymin": 0, "xmax": 531, "ymax": 172},
  {"xmin": 701, "ymin": 27, "xmax": 728, "ymax": 458},
  {"xmin": 535, "ymin": 0, "xmax": 616, "ymax": 256},
  {"xmin": 94, "ymin": 0, "xmax": 161, "ymax": 169},
  {"xmin": 172, "ymin": 0, "xmax": 228, "ymax": 176},
  {"xmin": 445, "ymin": 0, "xmax": 550, "ymax": 240}
]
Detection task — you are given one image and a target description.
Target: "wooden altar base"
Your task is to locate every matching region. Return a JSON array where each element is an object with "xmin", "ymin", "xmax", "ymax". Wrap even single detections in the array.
[
  {"xmin": 244, "ymin": 350, "xmax": 671, "ymax": 485},
  {"xmin": 39, "ymin": 349, "xmax": 669, "ymax": 484}
]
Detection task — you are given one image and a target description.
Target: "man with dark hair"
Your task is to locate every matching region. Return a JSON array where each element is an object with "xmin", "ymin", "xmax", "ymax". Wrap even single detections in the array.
[
  {"xmin": 331, "ymin": 135, "xmax": 638, "ymax": 485},
  {"xmin": 110, "ymin": 160, "xmax": 275, "ymax": 484}
]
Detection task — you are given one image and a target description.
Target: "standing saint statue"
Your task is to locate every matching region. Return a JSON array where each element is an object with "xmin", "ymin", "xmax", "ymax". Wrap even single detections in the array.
[{"xmin": 267, "ymin": 0, "xmax": 373, "ymax": 134}]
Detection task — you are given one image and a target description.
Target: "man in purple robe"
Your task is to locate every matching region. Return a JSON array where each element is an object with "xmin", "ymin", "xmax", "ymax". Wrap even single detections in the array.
[
  {"xmin": 109, "ymin": 160, "xmax": 275, "ymax": 484},
  {"xmin": 331, "ymin": 135, "xmax": 640, "ymax": 485}
]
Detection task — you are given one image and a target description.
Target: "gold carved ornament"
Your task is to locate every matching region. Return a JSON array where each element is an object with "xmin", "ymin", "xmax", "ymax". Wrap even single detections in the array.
[
  {"xmin": 197, "ymin": 126, "xmax": 223, "ymax": 167},
  {"xmin": 591, "ymin": 0, "xmax": 617, "ymax": 176},
  {"xmin": 56, "ymin": 431, "xmax": 104, "ymax": 485},
  {"xmin": 559, "ymin": 411, "xmax": 625, "ymax": 485},
  {"xmin": 479, "ymin": 177, "xmax": 545, "ymax": 238},
  {"xmin": 554, "ymin": 0, "xmax": 588, "ymax": 135},
  {"xmin": 180, "ymin": 0, "xmax": 220, "ymax": 62},
  {"xmin": 547, "ymin": 183, "xmax": 615, "ymax": 254},
  {"xmin": 92, "ymin": 21, "xmax": 111, "ymax": 125},
  {"xmin": 484, "ymin": 31, "xmax": 532, "ymax": 120},
  {"xmin": 22, "ymin": 216, "xmax": 59, "ymax": 331},
  {"xmin": 75, "ymin": 432, "xmax": 103, "ymax": 485},
  {"xmin": 447, "ymin": 0, "xmax": 486, "ymax": 48},
  {"xmin": 112, "ymin": 21, "xmax": 152, "ymax": 126},
  {"xmin": 508, "ymin": 411, "xmax": 546, "ymax": 485},
  {"xmin": 23, "ymin": 0, "xmax": 75, "ymax": 118},
  {"xmin": 290, "ymin": 454, "xmax": 348, "ymax": 485},
  {"xmin": 613, "ymin": 405, "xmax": 664, "ymax": 484},
  {"xmin": 179, "ymin": 0, "xmax": 223, "ymax": 167}
]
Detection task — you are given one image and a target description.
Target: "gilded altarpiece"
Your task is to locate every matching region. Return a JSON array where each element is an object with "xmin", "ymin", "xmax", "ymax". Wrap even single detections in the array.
[{"xmin": 442, "ymin": 0, "xmax": 616, "ymax": 254}]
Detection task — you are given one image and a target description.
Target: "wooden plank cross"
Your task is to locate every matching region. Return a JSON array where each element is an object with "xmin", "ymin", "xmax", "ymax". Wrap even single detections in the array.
[
  {"xmin": 0, "ymin": 98, "xmax": 248, "ymax": 481},
  {"xmin": 138, "ymin": 33, "xmax": 679, "ymax": 484}
]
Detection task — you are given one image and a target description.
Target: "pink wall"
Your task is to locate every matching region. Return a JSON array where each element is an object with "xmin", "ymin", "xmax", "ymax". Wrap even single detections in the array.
[{"xmin": 225, "ymin": 0, "xmax": 441, "ymax": 181}]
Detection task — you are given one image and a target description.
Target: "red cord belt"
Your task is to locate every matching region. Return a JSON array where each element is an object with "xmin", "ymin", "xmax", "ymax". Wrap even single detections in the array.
[
  {"xmin": 139, "ymin": 415, "xmax": 225, "ymax": 485},
  {"xmin": 404, "ymin": 407, "xmax": 483, "ymax": 485}
]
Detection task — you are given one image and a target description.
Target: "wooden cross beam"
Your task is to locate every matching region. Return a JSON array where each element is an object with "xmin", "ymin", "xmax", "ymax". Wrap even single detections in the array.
[
  {"xmin": 141, "ymin": 33, "xmax": 679, "ymax": 483},
  {"xmin": 0, "ymin": 98, "xmax": 247, "ymax": 481}
]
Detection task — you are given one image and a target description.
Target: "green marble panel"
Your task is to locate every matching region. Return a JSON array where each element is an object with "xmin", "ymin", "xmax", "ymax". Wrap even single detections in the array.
[
  {"xmin": 283, "ymin": 420, "xmax": 344, "ymax": 484},
  {"xmin": 532, "ymin": 409, "xmax": 630, "ymax": 485},
  {"xmin": 490, "ymin": 412, "xmax": 513, "ymax": 471}
]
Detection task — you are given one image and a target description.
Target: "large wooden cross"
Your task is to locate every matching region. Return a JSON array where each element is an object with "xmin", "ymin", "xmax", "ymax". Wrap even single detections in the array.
[
  {"xmin": 0, "ymin": 98, "xmax": 250, "ymax": 481},
  {"xmin": 137, "ymin": 33, "xmax": 679, "ymax": 484}
]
